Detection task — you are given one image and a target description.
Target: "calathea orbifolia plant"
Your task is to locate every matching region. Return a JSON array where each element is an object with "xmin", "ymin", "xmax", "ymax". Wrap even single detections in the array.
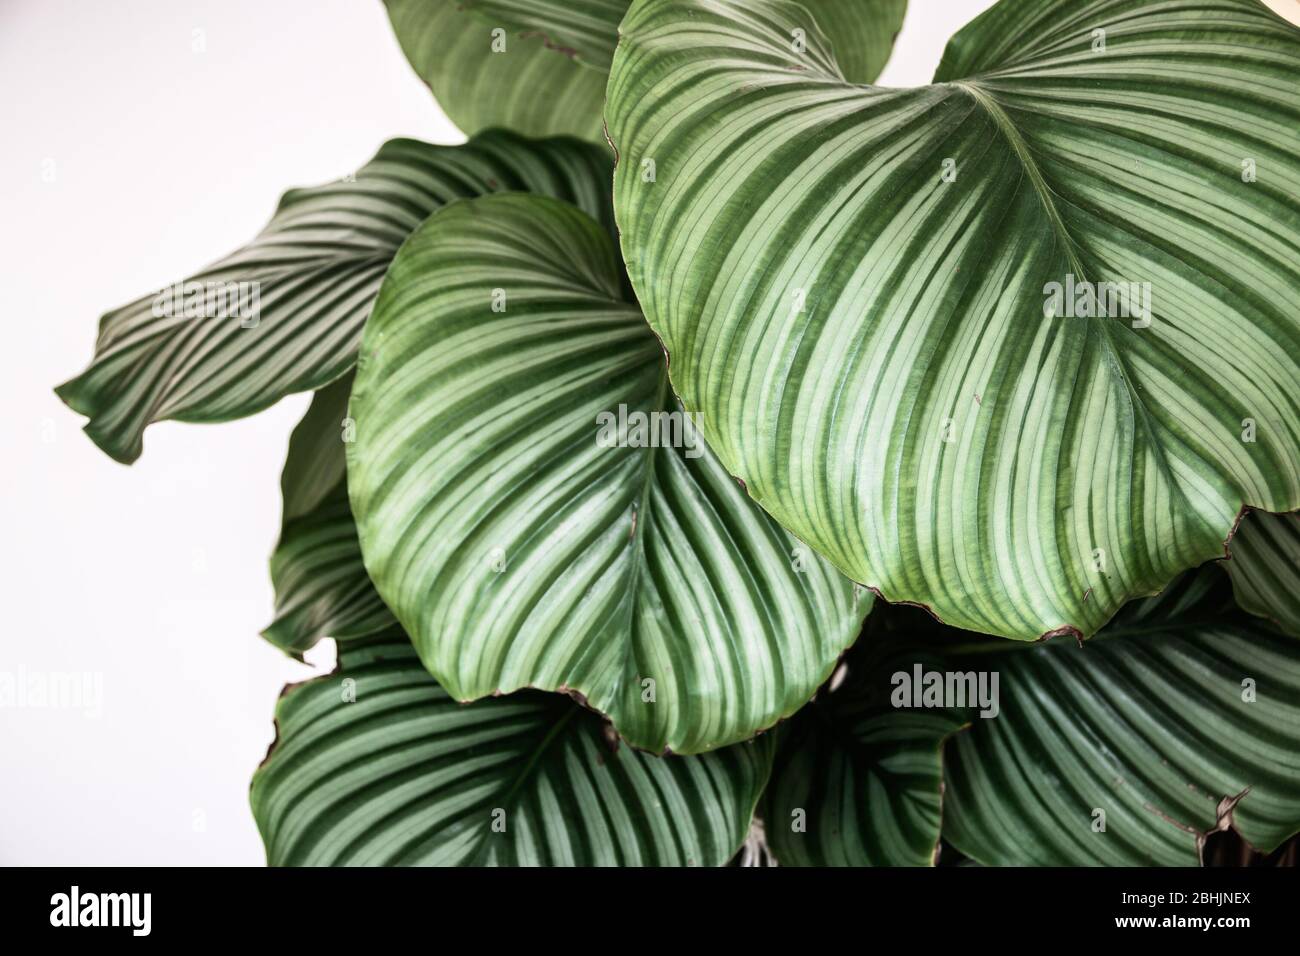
[{"xmin": 58, "ymin": 0, "xmax": 1300, "ymax": 866}]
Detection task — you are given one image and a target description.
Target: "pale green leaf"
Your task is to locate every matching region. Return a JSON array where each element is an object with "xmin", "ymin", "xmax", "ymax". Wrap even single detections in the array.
[
  {"xmin": 251, "ymin": 631, "xmax": 773, "ymax": 865},
  {"xmin": 264, "ymin": 375, "xmax": 395, "ymax": 657},
  {"xmin": 347, "ymin": 192, "xmax": 870, "ymax": 754}
]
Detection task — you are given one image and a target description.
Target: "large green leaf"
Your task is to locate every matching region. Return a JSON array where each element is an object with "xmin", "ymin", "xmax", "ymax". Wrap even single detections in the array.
[
  {"xmin": 794, "ymin": 0, "xmax": 907, "ymax": 84},
  {"xmin": 56, "ymin": 131, "xmax": 613, "ymax": 463},
  {"xmin": 384, "ymin": 0, "xmax": 610, "ymax": 144},
  {"xmin": 347, "ymin": 192, "xmax": 870, "ymax": 754},
  {"xmin": 251, "ymin": 632, "xmax": 773, "ymax": 865},
  {"xmin": 762, "ymin": 626, "xmax": 965, "ymax": 866},
  {"xmin": 1225, "ymin": 508, "xmax": 1300, "ymax": 636},
  {"xmin": 385, "ymin": 0, "xmax": 905, "ymax": 145},
  {"xmin": 263, "ymin": 375, "xmax": 395, "ymax": 657},
  {"xmin": 942, "ymin": 567, "xmax": 1300, "ymax": 865},
  {"xmin": 608, "ymin": 0, "xmax": 1300, "ymax": 641}
]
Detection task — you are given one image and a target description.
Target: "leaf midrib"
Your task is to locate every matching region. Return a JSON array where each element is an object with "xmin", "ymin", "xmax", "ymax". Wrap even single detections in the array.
[{"xmin": 951, "ymin": 79, "xmax": 1197, "ymax": 529}]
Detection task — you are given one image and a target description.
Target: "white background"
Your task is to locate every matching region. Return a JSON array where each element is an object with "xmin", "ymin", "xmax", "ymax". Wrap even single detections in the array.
[{"xmin": 2, "ymin": 0, "xmax": 1295, "ymax": 865}]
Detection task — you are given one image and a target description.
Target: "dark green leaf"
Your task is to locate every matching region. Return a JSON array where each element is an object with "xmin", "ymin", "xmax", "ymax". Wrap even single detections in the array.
[
  {"xmin": 763, "ymin": 628, "xmax": 965, "ymax": 866},
  {"xmin": 57, "ymin": 131, "xmax": 613, "ymax": 463},
  {"xmin": 607, "ymin": 0, "xmax": 1300, "ymax": 641},
  {"xmin": 1225, "ymin": 509, "xmax": 1300, "ymax": 637},
  {"xmin": 264, "ymin": 375, "xmax": 395, "ymax": 657},
  {"xmin": 251, "ymin": 631, "xmax": 773, "ymax": 865},
  {"xmin": 943, "ymin": 567, "xmax": 1300, "ymax": 865}
]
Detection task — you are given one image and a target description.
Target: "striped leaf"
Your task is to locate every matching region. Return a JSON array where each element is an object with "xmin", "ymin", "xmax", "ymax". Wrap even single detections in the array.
[
  {"xmin": 790, "ymin": 0, "xmax": 907, "ymax": 84},
  {"xmin": 607, "ymin": 0, "xmax": 1300, "ymax": 641},
  {"xmin": 443, "ymin": 0, "xmax": 632, "ymax": 71},
  {"xmin": 264, "ymin": 375, "xmax": 395, "ymax": 657},
  {"xmin": 251, "ymin": 632, "xmax": 773, "ymax": 865},
  {"xmin": 942, "ymin": 567, "xmax": 1300, "ymax": 865},
  {"xmin": 1225, "ymin": 509, "xmax": 1300, "ymax": 636},
  {"xmin": 346, "ymin": 192, "xmax": 871, "ymax": 754},
  {"xmin": 384, "ymin": 0, "xmax": 610, "ymax": 144},
  {"xmin": 56, "ymin": 131, "xmax": 613, "ymax": 463},
  {"xmin": 763, "ymin": 630, "xmax": 965, "ymax": 866},
  {"xmin": 385, "ymin": 0, "xmax": 905, "ymax": 145}
]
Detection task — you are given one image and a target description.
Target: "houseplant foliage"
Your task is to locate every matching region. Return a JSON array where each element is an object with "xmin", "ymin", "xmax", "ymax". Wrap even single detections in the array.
[
  {"xmin": 263, "ymin": 373, "xmax": 395, "ymax": 656},
  {"xmin": 57, "ymin": 0, "xmax": 1300, "ymax": 866},
  {"xmin": 345, "ymin": 192, "xmax": 870, "ymax": 754},
  {"xmin": 251, "ymin": 631, "xmax": 774, "ymax": 865},
  {"xmin": 1225, "ymin": 509, "xmax": 1300, "ymax": 635},
  {"xmin": 55, "ymin": 132, "xmax": 614, "ymax": 464},
  {"xmin": 608, "ymin": 0, "xmax": 1300, "ymax": 641},
  {"xmin": 942, "ymin": 562, "xmax": 1300, "ymax": 865},
  {"xmin": 383, "ymin": 0, "xmax": 907, "ymax": 144}
]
